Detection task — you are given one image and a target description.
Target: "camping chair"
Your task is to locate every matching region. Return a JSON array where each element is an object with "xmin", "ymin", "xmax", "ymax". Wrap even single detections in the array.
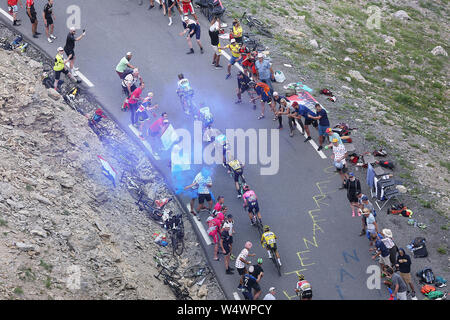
[{"xmin": 375, "ymin": 180, "xmax": 401, "ymax": 210}]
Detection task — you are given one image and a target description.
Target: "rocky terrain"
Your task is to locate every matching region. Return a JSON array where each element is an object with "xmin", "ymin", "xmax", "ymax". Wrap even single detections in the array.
[{"xmin": 0, "ymin": 37, "xmax": 224, "ymax": 300}]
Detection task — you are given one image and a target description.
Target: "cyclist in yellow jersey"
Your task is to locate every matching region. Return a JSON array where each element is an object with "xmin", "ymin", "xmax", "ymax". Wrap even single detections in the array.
[
  {"xmin": 225, "ymin": 152, "xmax": 245, "ymax": 198},
  {"xmin": 261, "ymin": 226, "xmax": 282, "ymax": 266}
]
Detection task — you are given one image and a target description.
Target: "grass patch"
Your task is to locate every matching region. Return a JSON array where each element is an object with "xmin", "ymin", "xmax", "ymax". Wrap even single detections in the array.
[
  {"xmin": 439, "ymin": 161, "xmax": 450, "ymax": 173},
  {"xmin": 418, "ymin": 199, "xmax": 432, "ymax": 209},
  {"xmin": 19, "ymin": 268, "xmax": 36, "ymax": 282},
  {"xmin": 44, "ymin": 276, "xmax": 52, "ymax": 289},
  {"xmin": 25, "ymin": 184, "xmax": 34, "ymax": 192},
  {"xmin": 13, "ymin": 287, "xmax": 23, "ymax": 295},
  {"xmin": 437, "ymin": 246, "xmax": 447, "ymax": 255},
  {"xmin": 39, "ymin": 260, "xmax": 53, "ymax": 273},
  {"xmin": 365, "ymin": 132, "xmax": 376, "ymax": 142},
  {"xmin": 0, "ymin": 218, "xmax": 7, "ymax": 227}
]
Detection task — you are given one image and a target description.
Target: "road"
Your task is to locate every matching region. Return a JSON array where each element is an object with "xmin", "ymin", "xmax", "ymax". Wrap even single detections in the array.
[{"xmin": 1, "ymin": 0, "xmax": 385, "ymax": 300}]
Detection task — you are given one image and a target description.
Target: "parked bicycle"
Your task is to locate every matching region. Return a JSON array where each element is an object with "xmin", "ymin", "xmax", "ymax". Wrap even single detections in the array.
[
  {"xmin": 164, "ymin": 212, "xmax": 185, "ymax": 256},
  {"xmin": 241, "ymin": 12, "xmax": 273, "ymax": 38},
  {"xmin": 183, "ymin": 264, "xmax": 211, "ymax": 287},
  {"xmin": 137, "ymin": 194, "xmax": 172, "ymax": 224},
  {"xmin": 154, "ymin": 264, "xmax": 192, "ymax": 300}
]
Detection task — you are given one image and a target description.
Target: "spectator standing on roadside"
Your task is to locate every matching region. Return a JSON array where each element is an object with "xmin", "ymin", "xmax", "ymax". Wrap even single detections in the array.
[
  {"xmin": 128, "ymin": 82, "xmax": 145, "ymax": 127},
  {"xmin": 206, "ymin": 210, "xmax": 222, "ymax": 261},
  {"xmin": 179, "ymin": 0, "xmax": 199, "ymax": 23},
  {"xmin": 208, "ymin": 17, "xmax": 222, "ymax": 69},
  {"xmin": 250, "ymin": 258, "xmax": 264, "ymax": 300},
  {"xmin": 385, "ymin": 267, "xmax": 408, "ymax": 300},
  {"xmin": 222, "ymin": 214, "xmax": 235, "ymax": 256},
  {"xmin": 344, "ymin": 172, "xmax": 361, "ymax": 217},
  {"xmin": 381, "ymin": 229, "xmax": 398, "ymax": 268},
  {"xmin": 372, "ymin": 233, "xmax": 391, "ymax": 269},
  {"xmin": 139, "ymin": 112, "xmax": 169, "ymax": 155},
  {"xmin": 263, "ymin": 287, "xmax": 276, "ymax": 300},
  {"xmin": 53, "ymin": 46, "xmax": 81, "ymax": 90},
  {"xmin": 255, "ymin": 53, "xmax": 275, "ymax": 93},
  {"xmin": 224, "ymin": 38, "xmax": 241, "ymax": 80},
  {"xmin": 122, "ymin": 68, "xmax": 143, "ymax": 97},
  {"xmin": 395, "ymin": 248, "xmax": 417, "ymax": 299},
  {"xmin": 26, "ymin": 0, "xmax": 39, "ymax": 38},
  {"xmin": 184, "ymin": 167, "xmax": 213, "ymax": 218},
  {"xmin": 64, "ymin": 27, "xmax": 86, "ymax": 76},
  {"xmin": 362, "ymin": 208, "xmax": 378, "ymax": 242},
  {"xmin": 254, "ymin": 81, "xmax": 272, "ymax": 120},
  {"xmin": 180, "ymin": 16, "xmax": 204, "ymax": 54},
  {"xmin": 115, "ymin": 52, "xmax": 136, "ymax": 79},
  {"xmin": 360, "ymin": 195, "xmax": 376, "ymax": 216},
  {"xmin": 43, "ymin": 0, "xmax": 56, "ymax": 43},
  {"xmin": 8, "ymin": 0, "xmax": 23, "ymax": 26},
  {"xmin": 231, "ymin": 18, "xmax": 243, "ymax": 44},
  {"xmin": 330, "ymin": 137, "xmax": 349, "ymax": 189},
  {"xmin": 297, "ymin": 103, "xmax": 315, "ymax": 142},
  {"xmin": 236, "ymin": 241, "xmax": 256, "ymax": 284},
  {"xmin": 307, "ymin": 103, "xmax": 330, "ymax": 151},
  {"xmin": 220, "ymin": 224, "xmax": 234, "ymax": 274},
  {"xmin": 235, "ymin": 72, "xmax": 256, "ymax": 108},
  {"xmin": 213, "ymin": 195, "xmax": 225, "ymax": 214},
  {"xmin": 166, "ymin": 0, "xmax": 183, "ymax": 26}
]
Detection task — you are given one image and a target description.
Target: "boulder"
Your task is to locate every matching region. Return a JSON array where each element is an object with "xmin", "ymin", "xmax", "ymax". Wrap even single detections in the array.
[
  {"xmin": 284, "ymin": 28, "xmax": 306, "ymax": 37},
  {"xmin": 431, "ymin": 46, "xmax": 448, "ymax": 56},
  {"xmin": 393, "ymin": 10, "xmax": 410, "ymax": 20},
  {"xmin": 309, "ymin": 39, "xmax": 319, "ymax": 48},
  {"xmin": 47, "ymin": 88, "xmax": 61, "ymax": 101},
  {"xmin": 348, "ymin": 70, "xmax": 369, "ymax": 83}
]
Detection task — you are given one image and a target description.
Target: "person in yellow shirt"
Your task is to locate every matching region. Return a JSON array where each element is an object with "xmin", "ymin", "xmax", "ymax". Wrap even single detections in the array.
[
  {"xmin": 225, "ymin": 38, "xmax": 241, "ymax": 80},
  {"xmin": 53, "ymin": 47, "xmax": 80, "ymax": 91},
  {"xmin": 232, "ymin": 19, "xmax": 243, "ymax": 44},
  {"xmin": 261, "ymin": 226, "xmax": 281, "ymax": 266}
]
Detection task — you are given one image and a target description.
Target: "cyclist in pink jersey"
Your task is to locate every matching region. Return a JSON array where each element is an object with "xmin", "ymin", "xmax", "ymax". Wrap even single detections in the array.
[{"xmin": 242, "ymin": 185, "xmax": 261, "ymax": 225}]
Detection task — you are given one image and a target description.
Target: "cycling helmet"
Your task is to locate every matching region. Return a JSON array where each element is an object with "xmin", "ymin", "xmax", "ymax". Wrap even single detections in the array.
[
  {"xmin": 298, "ymin": 274, "xmax": 305, "ymax": 281},
  {"xmin": 257, "ymin": 258, "xmax": 263, "ymax": 264},
  {"xmin": 248, "ymin": 81, "xmax": 256, "ymax": 88},
  {"xmin": 178, "ymin": 73, "xmax": 184, "ymax": 80},
  {"xmin": 243, "ymin": 184, "xmax": 250, "ymax": 191},
  {"xmin": 263, "ymin": 225, "xmax": 270, "ymax": 232}
]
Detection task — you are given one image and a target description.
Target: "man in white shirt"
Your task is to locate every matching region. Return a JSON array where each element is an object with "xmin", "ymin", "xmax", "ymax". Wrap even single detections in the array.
[
  {"xmin": 263, "ymin": 287, "xmax": 276, "ymax": 300},
  {"xmin": 331, "ymin": 138, "xmax": 349, "ymax": 188}
]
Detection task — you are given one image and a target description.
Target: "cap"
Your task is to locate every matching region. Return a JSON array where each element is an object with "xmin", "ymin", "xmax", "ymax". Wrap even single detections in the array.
[
  {"xmin": 126, "ymin": 52, "xmax": 132, "ymax": 56},
  {"xmin": 332, "ymin": 138, "xmax": 338, "ymax": 143},
  {"xmin": 133, "ymin": 68, "xmax": 139, "ymax": 73},
  {"xmin": 230, "ymin": 38, "xmax": 236, "ymax": 43},
  {"xmin": 326, "ymin": 127, "xmax": 333, "ymax": 133},
  {"xmin": 257, "ymin": 53, "xmax": 264, "ymax": 58},
  {"xmin": 57, "ymin": 47, "xmax": 64, "ymax": 51},
  {"xmin": 269, "ymin": 287, "xmax": 276, "ymax": 292},
  {"xmin": 69, "ymin": 27, "xmax": 76, "ymax": 32},
  {"xmin": 361, "ymin": 195, "xmax": 369, "ymax": 201},
  {"xmin": 292, "ymin": 101, "xmax": 299, "ymax": 107},
  {"xmin": 183, "ymin": 15, "xmax": 189, "ymax": 21},
  {"xmin": 382, "ymin": 229, "xmax": 393, "ymax": 238},
  {"xmin": 349, "ymin": 172, "xmax": 354, "ymax": 177},
  {"xmin": 273, "ymin": 91, "xmax": 279, "ymax": 96}
]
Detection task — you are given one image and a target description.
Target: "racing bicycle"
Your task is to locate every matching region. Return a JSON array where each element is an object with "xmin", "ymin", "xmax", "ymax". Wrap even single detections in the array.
[
  {"xmin": 268, "ymin": 244, "xmax": 282, "ymax": 276},
  {"xmin": 164, "ymin": 212, "xmax": 185, "ymax": 256},
  {"xmin": 241, "ymin": 12, "xmax": 273, "ymax": 38}
]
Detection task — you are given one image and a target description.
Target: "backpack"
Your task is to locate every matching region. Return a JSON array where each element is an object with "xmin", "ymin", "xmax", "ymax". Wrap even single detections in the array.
[
  {"xmin": 413, "ymin": 237, "xmax": 426, "ymax": 248},
  {"xmin": 425, "ymin": 290, "xmax": 445, "ymax": 300},
  {"xmin": 122, "ymin": 68, "xmax": 133, "ymax": 79},
  {"xmin": 320, "ymin": 88, "xmax": 333, "ymax": 96},
  {"xmin": 421, "ymin": 284, "xmax": 435, "ymax": 294},
  {"xmin": 378, "ymin": 160, "xmax": 395, "ymax": 169},
  {"xmin": 417, "ymin": 268, "xmax": 435, "ymax": 284},
  {"xmin": 333, "ymin": 123, "xmax": 350, "ymax": 136}
]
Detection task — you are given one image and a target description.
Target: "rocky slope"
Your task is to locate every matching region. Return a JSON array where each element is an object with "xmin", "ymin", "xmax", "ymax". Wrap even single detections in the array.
[{"xmin": 0, "ymin": 46, "xmax": 224, "ymax": 300}]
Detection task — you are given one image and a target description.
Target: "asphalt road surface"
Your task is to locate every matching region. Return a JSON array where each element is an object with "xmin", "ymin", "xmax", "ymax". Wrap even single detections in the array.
[{"xmin": 1, "ymin": 0, "xmax": 385, "ymax": 300}]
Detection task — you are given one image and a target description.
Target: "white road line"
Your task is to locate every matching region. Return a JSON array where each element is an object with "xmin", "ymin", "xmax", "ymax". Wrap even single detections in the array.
[
  {"xmin": 128, "ymin": 124, "xmax": 161, "ymax": 160},
  {"xmin": 233, "ymin": 292, "xmax": 241, "ymax": 300},
  {"xmin": 74, "ymin": 71, "xmax": 95, "ymax": 87},
  {"xmin": 186, "ymin": 205, "xmax": 212, "ymax": 245},
  {"xmin": 0, "ymin": 8, "xmax": 13, "ymax": 22},
  {"xmin": 220, "ymin": 51, "xmax": 244, "ymax": 73},
  {"xmin": 295, "ymin": 123, "xmax": 327, "ymax": 159}
]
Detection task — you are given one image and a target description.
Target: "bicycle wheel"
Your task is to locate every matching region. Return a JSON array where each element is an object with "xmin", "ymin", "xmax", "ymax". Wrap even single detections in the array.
[
  {"xmin": 255, "ymin": 217, "xmax": 264, "ymax": 236},
  {"xmin": 147, "ymin": 207, "xmax": 163, "ymax": 222},
  {"xmin": 128, "ymin": 186, "xmax": 143, "ymax": 201},
  {"xmin": 271, "ymin": 248, "xmax": 282, "ymax": 276},
  {"xmin": 173, "ymin": 230, "xmax": 185, "ymax": 256},
  {"xmin": 183, "ymin": 265, "xmax": 211, "ymax": 279}
]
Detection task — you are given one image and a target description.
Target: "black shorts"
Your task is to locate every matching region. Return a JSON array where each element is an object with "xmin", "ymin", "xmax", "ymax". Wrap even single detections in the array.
[
  {"xmin": 268, "ymin": 243, "xmax": 277, "ymax": 251},
  {"xmin": 253, "ymin": 282, "xmax": 261, "ymax": 292},
  {"xmin": 232, "ymin": 169, "xmax": 243, "ymax": 182},
  {"xmin": 301, "ymin": 289, "xmax": 313, "ymax": 299},
  {"xmin": 347, "ymin": 194, "xmax": 358, "ymax": 203},
  {"xmin": 28, "ymin": 7, "xmax": 37, "ymax": 23},
  {"xmin": 247, "ymin": 201, "xmax": 259, "ymax": 214},
  {"xmin": 239, "ymin": 85, "xmax": 249, "ymax": 93},
  {"xmin": 336, "ymin": 164, "xmax": 348, "ymax": 173},
  {"xmin": 54, "ymin": 69, "xmax": 68, "ymax": 80},
  {"xmin": 198, "ymin": 193, "xmax": 212, "ymax": 204},
  {"xmin": 223, "ymin": 244, "xmax": 231, "ymax": 255},
  {"xmin": 64, "ymin": 49, "xmax": 75, "ymax": 60},
  {"xmin": 237, "ymin": 267, "xmax": 246, "ymax": 276},
  {"xmin": 45, "ymin": 17, "xmax": 53, "ymax": 26},
  {"xmin": 304, "ymin": 117, "xmax": 313, "ymax": 125}
]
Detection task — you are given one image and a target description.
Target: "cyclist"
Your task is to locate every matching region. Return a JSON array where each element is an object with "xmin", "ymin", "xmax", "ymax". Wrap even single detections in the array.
[
  {"xmin": 260, "ymin": 225, "xmax": 281, "ymax": 266},
  {"xmin": 242, "ymin": 185, "xmax": 262, "ymax": 225},
  {"xmin": 176, "ymin": 73, "xmax": 194, "ymax": 115},
  {"xmin": 295, "ymin": 274, "xmax": 312, "ymax": 300},
  {"xmin": 225, "ymin": 152, "xmax": 245, "ymax": 198}
]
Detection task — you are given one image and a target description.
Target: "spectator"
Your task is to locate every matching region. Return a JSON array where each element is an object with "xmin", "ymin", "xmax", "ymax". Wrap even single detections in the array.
[
  {"xmin": 362, "ymin": 208, "xmax": 378, "ymax": 242},
  {"xmin": 307, "ymin": 104, "xmax": 330, "ymax": 151},
  {"xmin": 254, "ymin": 81, "xmax": 272, "ymax": 120},
  {"xmin": 25, "ymin": 0, "xmax": 39, "ymax": 38},
  {"xmin": 216, "ymin": 205, "xmax": 227, "ymax": 226},
  {"xmin": 241, "ymin": 267, "xmax": 258, "ymax": 300},
  {"xmin": 344, "ymin": 172, "xmax": 361, "ymax": 217},
  {"xmin": 286, "ymin": 101, "xmax": 305, "ymax": 137},
  {"xmin": 128, "ymin": 82, "xmax": 145, "ymax": 127},
  {"xmin": 297, "ymin": 103, "xmax": 315, "ymax": 142},
  {"xmin": 52, "ymin": 47, "xmax": 81, "ymax": 90},
  {"xmin": 250, "ymin": 258, "xmax": 264, "ymax": 300},
  {"xmin": 220, "ymin": 224, "xmax": 234, "ymax": 274},
  {"xmin": 136, "ymin": 92, "xmax": 158, "ymax": 122},
  {"xmin": 180, "ymin": 16, "xmax": 203, "ymax": 54},
  {"xmin": 208, "ymin": 17, "xmax": 222, "ymax": 69},
  {"xmin": 263, "ymin": 287, "xmax": 276, "ymax": 300},
  {"xmin": 213, "ymin": 195, "xmax": 225, "ymax": 213},
  {"xmin": 372, "ymin": 233, "xmax": 391, "ymax": 269},
  {"xmin": 64, "ymin": 27, "xmax": 86, "ymax": 76},
  {"xmin": 8, "ymin": 0, "xmax": 23, "ymax": 26},
  {"xmin": 324, "ymin": 127, "xmax": 342, "ymax": 148},
  {"xmin": 166, "ymin": 0, "xmax": 183, "ymax": 26},
  {"xmin": 115, "ymin": 52, "xmax": 136, "ymax": 79},
  {"xmin": 42, "ymin": 0, "xmax": 56, "ymax": 43},
  {"xmin": 359, "ymin": 195, "xmax": 375, "ymax": 214},
  {"xmin": 330, "ymin": 137, "xmax": 349, "ymax": 189},
  {"xmin": 231, "ymin": 18, "xmax": 243, "ymax": 44},
  {"xmin": 206, "ymin": 210, "xmax": 222, "ymax": 261},
  {"xmin": 381, "ymin": 228, "xmax": 398, "ymax": 268},
  {"xmin": 222, "ymin": 214, "xmax": 235, "ymax": 258},
  {"xmin": 236, "ymin": 241, "xmax": 256, "ymax": 283},
  {"xmin": 235, "ymin": 72, "xmax": 256, "ymax": 108},
  {"xmin": 395, "ymin": 248, "xmax": 417, "ymax": 299},
  {"xmin": 254, "ymin": 53, "xmax": 275, "ymax": 93},
  {"xmin": 385, "ymin": 267, "xmax": 408, "ymax": 300},
  {"xmin": 224, "ymin": 38, "xmax": 241, "ymax": 79},
  {"xmin": 140, "ymin": 112, "xmax": 169, "ymax": 156},
  {"xmin": 179, "ymin": 0, "xmax": 199, "ymax": 23},
  {"xmin": 184, "ymin": 167, "xmax": 213, "ymax": 218},
  {"xmin": 271, "ymin": 92, "xmax": 286, "ymax": 126},
  {"xmin": 241, "ymin": 51, "xmax": 257, "ymax": 79},
  {"xmin": 122, "ymin": 68, "xmax": 143, "ymax": 97}
]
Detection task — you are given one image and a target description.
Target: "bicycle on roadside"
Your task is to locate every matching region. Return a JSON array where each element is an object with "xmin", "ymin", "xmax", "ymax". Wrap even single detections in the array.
[
  {"xmin": 241, "ymin": 12, "xmax": 273, "ymax": 38},
  {"xmin": 183, "ymin": 264, "xmax": 211, "ymax": 287},
  {"xmin": 154, "ymin": 263, "xmax": 192, "ymax": 300},
  {"xmin": 137, "ymin": 194, "xmax": 173, "ymax": 224},
  {"xmin": 164, "ymin": 211, "xmax": 185, "ymax": 256}
]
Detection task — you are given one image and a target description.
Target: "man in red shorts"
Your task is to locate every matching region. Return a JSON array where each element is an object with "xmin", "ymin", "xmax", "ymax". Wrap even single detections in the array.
[
  {"xmin": 8, "ymin": 0, "xmax": 23, "ymax": 26},
  {"xmin": 178, "ymin": 0, "xmax": 198, "ymax": 23}
]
